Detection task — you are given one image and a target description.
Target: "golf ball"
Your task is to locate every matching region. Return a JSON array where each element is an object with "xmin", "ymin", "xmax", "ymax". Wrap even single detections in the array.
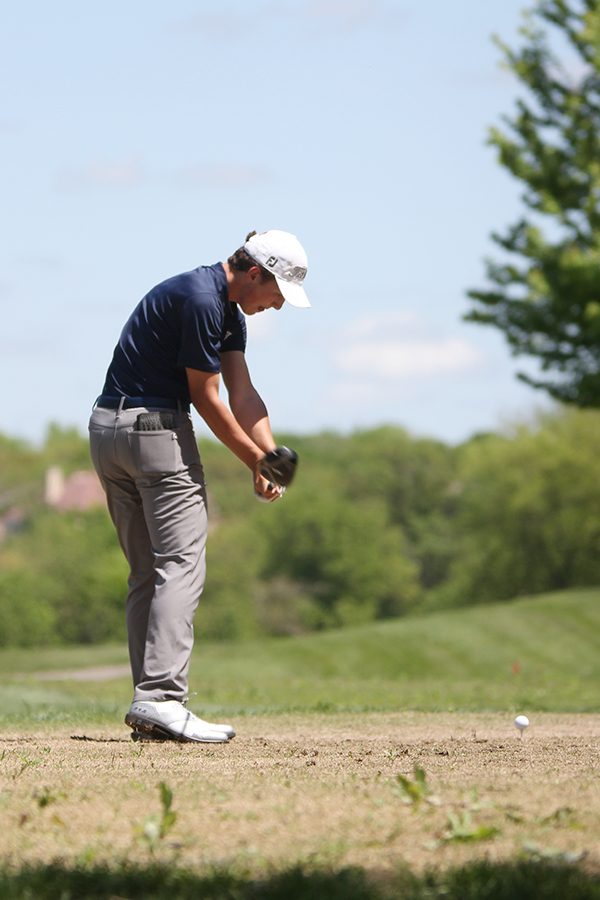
[{"xmin": 514, "ymin": 714, "xmax": 529, "ymax": 730}]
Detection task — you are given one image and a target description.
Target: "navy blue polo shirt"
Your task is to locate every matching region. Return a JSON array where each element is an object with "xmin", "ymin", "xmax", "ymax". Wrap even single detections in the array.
[{"xmin": 101, "ymin": 263, "xmax": 246, "ymax": 402}]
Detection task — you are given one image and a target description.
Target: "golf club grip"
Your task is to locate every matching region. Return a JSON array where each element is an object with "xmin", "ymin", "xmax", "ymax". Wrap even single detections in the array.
[{"xmin": 258, "ymin": 446, "xmax": 298, "ymax": 488}]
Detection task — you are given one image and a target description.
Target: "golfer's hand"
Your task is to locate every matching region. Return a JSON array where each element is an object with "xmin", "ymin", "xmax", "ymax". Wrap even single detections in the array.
[{"xmin": 253, "ymin": 466, "xmax": 283, "ymax": 503}]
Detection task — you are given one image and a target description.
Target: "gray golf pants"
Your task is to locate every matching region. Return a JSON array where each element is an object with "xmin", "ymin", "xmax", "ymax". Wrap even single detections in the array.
[{"xmin": 88, "ymin": 405, "xmax": 208, "ymax": 703}]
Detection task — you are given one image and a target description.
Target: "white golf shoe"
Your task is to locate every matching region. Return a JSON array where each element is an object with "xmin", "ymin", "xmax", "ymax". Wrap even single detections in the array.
[{"xmin": 125, "ymin": 700, "xmax": 235, "ymax": 743}]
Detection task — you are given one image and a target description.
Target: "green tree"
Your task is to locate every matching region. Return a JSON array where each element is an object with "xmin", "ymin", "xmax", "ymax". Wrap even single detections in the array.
[
  {"xmin": 467, "ymin": 0, "xmax": 600, "ymax": 406},
  {"xmin": 199, "ymin": 519, "xmax": 265, "ymax": 640},
  {"xmin": 0, "ymin": 434, "xmax": 45, "ymax": 515},
  {"xmin": 42, "ymin": 423, "xmax": 93, "ymax": 474},
  {"xmin": 0, "ymin": 570, "xmax": 58, "ymax": 646},
  {"xmin": 336, "ymin": 427, "xmax": 459, "ymax": 590},
  {"xmin": 430, "ymin": 409, "xmax": 600, "ymax": 608},
  {"xmin": 0, "ymin": 508, "xmax": 128, "ymax": 645},
  {"xmin": 259, "ymin": 490, "xmax": 421, "ymax": 628}
]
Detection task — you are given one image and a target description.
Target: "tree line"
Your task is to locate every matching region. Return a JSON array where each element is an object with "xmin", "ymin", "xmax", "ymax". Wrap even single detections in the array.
[{"xmin": 0, "ymin": 409, "xmax": 599, "ymax": 646}]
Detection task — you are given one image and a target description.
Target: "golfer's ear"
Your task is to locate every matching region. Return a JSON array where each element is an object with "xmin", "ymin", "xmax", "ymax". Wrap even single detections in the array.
[{"xmin": 248, "ymin": 265, "xmax": 262, "ymax": 281}]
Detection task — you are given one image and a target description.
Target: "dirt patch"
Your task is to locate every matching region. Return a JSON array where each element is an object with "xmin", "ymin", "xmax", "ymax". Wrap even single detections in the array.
[{"xmin": 0, "ymin": 712, "xmax": 598, "ymax": 875}]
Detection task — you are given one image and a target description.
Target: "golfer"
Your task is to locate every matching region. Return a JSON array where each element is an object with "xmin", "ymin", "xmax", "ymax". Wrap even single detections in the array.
[{"xmin": 88, "ymin": 230, "xmax": 310, "ymax": 743}]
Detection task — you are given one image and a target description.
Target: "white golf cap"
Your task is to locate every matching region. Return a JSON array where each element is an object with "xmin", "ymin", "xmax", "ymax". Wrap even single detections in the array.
[{"xmin": 244, "ymin": 230, "xmax": 310, "ymax": 308}]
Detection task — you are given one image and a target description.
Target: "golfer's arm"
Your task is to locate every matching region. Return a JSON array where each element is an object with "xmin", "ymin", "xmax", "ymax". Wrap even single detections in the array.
[
  {"xmin": 220, "ymin": 351, "xmax": 278, "ymax": 454},
  {"xmin": 186, "ymin": 367, "xmax": 264, "ymax": 470}
]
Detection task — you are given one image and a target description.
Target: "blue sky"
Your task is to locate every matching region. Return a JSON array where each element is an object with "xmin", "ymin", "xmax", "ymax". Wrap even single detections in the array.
[{"xmin": 1, "ymin": 0, "xmax": 553, "ymax": 446}]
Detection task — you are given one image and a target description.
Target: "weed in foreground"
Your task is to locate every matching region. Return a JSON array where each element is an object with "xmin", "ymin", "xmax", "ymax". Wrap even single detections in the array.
[
  {"xmin": 134, "ymin": 782, "xmax": 177, "ymax": 855},
  {"xmin": 394, "ymin": 766, "xmax": 440, "ymax": 810},
  {"xmin": 441, "ymin": 810, "xmax": 501, "ymax": 844},
  {"xmin": 521, "ymin": 841, "xmax": 587, "ymax": 865}
]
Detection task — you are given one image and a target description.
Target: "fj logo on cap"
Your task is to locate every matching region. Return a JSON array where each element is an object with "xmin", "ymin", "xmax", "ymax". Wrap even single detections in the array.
[
  {"xmin": 285, "ymin": 266, "xmax": 307, "ymax": 281},
  {"xmin": 266, "ymin": 256, "xmax": 279, "ymax": 267}
]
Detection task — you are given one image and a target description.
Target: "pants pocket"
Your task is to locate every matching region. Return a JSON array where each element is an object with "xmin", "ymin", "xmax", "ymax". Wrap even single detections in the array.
[
  {"xmin": 130, "ymin": 430, "xmax": 179, "ymax": 475},
  {"xmin": 176, "ymin": 424, "xmax": 202, "ymax": 469}
]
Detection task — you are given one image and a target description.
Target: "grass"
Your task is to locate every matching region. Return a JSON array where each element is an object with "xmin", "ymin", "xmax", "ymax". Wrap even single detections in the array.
[
  {"xmin": 2, "ymin": 586, "xmax": 599, "ymax": 726},
  {"xmin": 0, "ymin": 859, "xmax": 597, "ymax": 899},
  {"xmin": 1, "ymin": 590, "xmax": 599, "ymax": 898}
]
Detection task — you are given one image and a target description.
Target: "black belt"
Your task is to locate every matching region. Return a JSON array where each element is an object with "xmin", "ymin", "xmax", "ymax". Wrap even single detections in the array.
[{"xmin": 96, "ymin": 395, "xmax": 189, "ymax": 412}]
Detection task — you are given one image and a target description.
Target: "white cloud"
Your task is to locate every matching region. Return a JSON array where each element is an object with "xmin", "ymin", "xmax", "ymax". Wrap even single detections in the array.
[
  {"xmin": 175, "ymin": 163, "xmax": 271, "ymax": 189},
  {"xmin": 169, "ymin": 0, "xmax": 405, "ymax": 40},
  {"xmin": 169, "ymin": 9, "xmax": 254, "ymax": 38},
  {"xmin": 58, "ymin": 159, "xmax": 144, "ymax": 190},
  {"xmin": 333, "ymin": 311, "xmax": 483, "ymax": 379},
  {"xmin": 0, "ymin": 335, "xmax": 56, "ymax": 359},
  {"xmin": 15, "ymin": 253, "xmax": 63, "ymax": 272},
  {"xmin": 56, "ymin": 159, "xmax": 270, "ymax": 192},
  {"xmin": 336, "ymin": 337, "xmax": 482, "ymax": 378},
  {"xmin": 328, "ymin": 380, "xmax": 379, "ymax": 405},
  {"xmin": 342, "ymin": 310, "xmax": 419, "ymax": 339},
  {"xmin": 0, "ymin": 119, "xmax": 21, "ymax": 134},
  {"xmin": 303, "ymin": 0, "xmax": 390, "ymax": 32}
]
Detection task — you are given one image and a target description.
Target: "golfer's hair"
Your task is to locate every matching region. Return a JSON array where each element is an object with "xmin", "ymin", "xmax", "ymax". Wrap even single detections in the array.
[{"xmin": 227, "ymin": 231, "xmax": 276, "ymax": 282}]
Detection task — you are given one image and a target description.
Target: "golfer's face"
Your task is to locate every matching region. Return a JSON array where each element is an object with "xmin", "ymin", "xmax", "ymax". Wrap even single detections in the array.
[{"xmin": 237, "ymin": 269, "xmax": 285, "ymax": 315}]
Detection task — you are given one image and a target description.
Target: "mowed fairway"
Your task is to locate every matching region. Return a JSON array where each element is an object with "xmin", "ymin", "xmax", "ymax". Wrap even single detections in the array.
[{"xmin": 1, "ymin": 589, "xmax": 599, "ymax": 897}]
